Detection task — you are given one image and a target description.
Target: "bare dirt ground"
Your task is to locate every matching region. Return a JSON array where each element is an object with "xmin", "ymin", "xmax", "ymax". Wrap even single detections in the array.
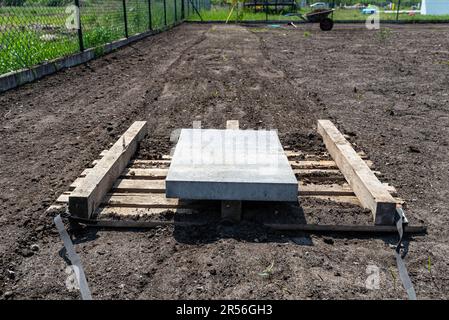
[{"xmin": 0, "ymin": 23, "xmax": 448, "ymax": 300}]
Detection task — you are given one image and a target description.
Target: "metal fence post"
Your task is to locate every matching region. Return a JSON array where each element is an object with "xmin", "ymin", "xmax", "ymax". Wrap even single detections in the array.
[
  {"xmin": 265, "ymin": 0, "xmax": 268, "ymax": 22},
  {"xmin": 396, "ymin": 0, "xmax": 401, "ymax": 21},
  {"xmin": 164, "ymin": 0, "xmax": 167, "ymax": 26},
  {"xmin": 74, "ymin": 0, "xmax": 84, "ymax": 52},
  {"xmin": 182, "ymin": 0, "xmax": 185, "ymax": 20},
  {"xmin": 148, "ymin": 0, "xmax": 153, "ymax": 30},
  {"xmin": 122, "ymin": 0, "xmax": 129, "ymax": 38},
  {"xmin": 175, "ymin": 0, "xmax": 177, "ymax": 22}
]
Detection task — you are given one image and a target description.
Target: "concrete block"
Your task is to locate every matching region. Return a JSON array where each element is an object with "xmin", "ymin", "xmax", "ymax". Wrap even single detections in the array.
[{"xmin": 166, "ymin": 129, "xmax": 298, "ymax": 202}]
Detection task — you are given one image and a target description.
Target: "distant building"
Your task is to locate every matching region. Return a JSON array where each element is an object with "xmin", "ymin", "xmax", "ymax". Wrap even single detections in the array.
[{"xmin": 421, "ymin": 0, "xmax": 449, "ymax": 15}]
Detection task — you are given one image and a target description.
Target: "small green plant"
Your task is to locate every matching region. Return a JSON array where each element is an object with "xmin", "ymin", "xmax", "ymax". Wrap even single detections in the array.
[
  {"xmin": 389, "ymin": 266, "xmax": 397, "ymax": 290},
  {"xmin": 258, "ymin": 261, "xmax": 275, "ymax": 278},
  {"xmin": 303, "ymin": 31, "xmax": 311, "ymax": 38}
]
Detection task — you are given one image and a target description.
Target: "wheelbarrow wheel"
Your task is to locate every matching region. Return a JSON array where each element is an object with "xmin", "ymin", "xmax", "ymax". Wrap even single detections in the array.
[{"xmin": 320, "ymin": 18, "xmax": 334, "ymax": 31}]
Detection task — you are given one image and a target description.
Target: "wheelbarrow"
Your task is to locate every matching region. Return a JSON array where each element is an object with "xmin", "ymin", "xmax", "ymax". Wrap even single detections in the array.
[{"xmin": 285, "ymin": 9, "xmax": 334, "ymax": 31}]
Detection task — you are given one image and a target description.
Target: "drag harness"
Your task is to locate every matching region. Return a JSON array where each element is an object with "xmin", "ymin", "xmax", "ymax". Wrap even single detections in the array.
[
  {"xmin": 54, "ymin": 214, "xmax": 92, "ymax": 300},
  {"xmin": 394, "ymin": 207, "xmax": 417, "ymax": 300}
]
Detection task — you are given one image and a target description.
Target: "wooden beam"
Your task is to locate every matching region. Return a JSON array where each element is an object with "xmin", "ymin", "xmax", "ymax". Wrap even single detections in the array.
[
  {"xmin": 68, "ymin": 121, "xmax": 147, "ymax": 218},
  {"xmin": 96, "ymin": 207, "xmax": 193, "ymax": 218},
  {"xmin": 73, "ymin": 178, "xmax": 395, "ymax": 197},
  {"xmin": 192, "ymin": 120, "xmax": 202, "ymax": 129},
  {"xmin": 129, "ymin": 159, "xmax": 171, "ymax": 167},
  {"xmin": 265, "ymin": 223, "xmax": 427, "ymax": 234},
  {"xmin": 317, "ymin": 120, "xmax": 397, "ymax": 225},
  {"xmin": 226, "ymin": 120, "xmax": 239, "ymax": 130}
]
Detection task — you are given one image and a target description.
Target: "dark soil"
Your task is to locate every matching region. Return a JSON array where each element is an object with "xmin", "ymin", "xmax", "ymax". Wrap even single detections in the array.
[{"xmin": 1, "ymin": 23, "xmax": 448, "ymax": 300}]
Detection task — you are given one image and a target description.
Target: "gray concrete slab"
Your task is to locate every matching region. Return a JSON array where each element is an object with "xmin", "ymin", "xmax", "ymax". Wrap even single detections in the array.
[{"xmin": 165, "ymin": 129, "xmax": 298, "ymax": 201}]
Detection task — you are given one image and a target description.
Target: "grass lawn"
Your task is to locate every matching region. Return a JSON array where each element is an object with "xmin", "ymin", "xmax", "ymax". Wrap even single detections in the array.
[
  {"xmin": 187, "ymin": 6, "xmax": 449, "ymax": 22},
  {"xmin": 0, "ymin": 1, "xmax": 183, "ymax": 75}
]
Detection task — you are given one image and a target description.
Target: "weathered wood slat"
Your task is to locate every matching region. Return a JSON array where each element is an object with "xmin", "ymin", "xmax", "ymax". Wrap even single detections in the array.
[
  {"xmin": 121, "ymin": 158, "xmax": 374, "ymax": 171},
  {"xmin": 112, "ymin": 179, "xmax": 165, "ymax": 193},
  {"xmin": 317, "ymin": 120, "xmax": 397, "ymax": 225},
  {"xmin": 96, "ymin": 207, "xmax": 193, "ymax": 217},
  {"xmin": 226, "ymin": 120, "xmax": 240, "ymax": 130},
  {"xmin": 69, "ymin": 172, "xmax": 397, "ymax": 197},
  {"xmin": 129, "ymin": 159, "xmax": 171, "ymax": 167},
  {"xmin": 285, "ymin": 150, "xmax": 370, "ymax": 160},
  {"xmin": 127, "ymin": 159, "xmax": 376, "ymax": 172},
  {"xmin": 192, "ymin": 121, "xmax": 202, "ymax": 129},
  {"xmin": 265, "ymin": 223, "xmax": 427, "ymax": 234},
  {"xmin": 104, "ymin": 194, "xmax": 194, "ymax": 209},
  {"xmin": 288, "ymin": 159, "xmax": 373, "ymax": 169},
  {"xmin": 68, "ymin": 121, "xmax": 148, "ymax": 218}
]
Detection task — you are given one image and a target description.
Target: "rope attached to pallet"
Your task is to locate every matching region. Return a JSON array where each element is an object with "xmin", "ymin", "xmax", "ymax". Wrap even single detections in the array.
[
  {"xmin": 394, "ymin": 208, "xmax": 417, "ymax": 300},
  {"xmin": 54, "ymin": 214, "xmax": 92, "ymax": 300}
]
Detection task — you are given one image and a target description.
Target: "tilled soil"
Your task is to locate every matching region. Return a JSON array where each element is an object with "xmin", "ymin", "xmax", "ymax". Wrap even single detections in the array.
[{"xmin": 0, "ymin": 23, "xmax": 448, "ymax": 300}]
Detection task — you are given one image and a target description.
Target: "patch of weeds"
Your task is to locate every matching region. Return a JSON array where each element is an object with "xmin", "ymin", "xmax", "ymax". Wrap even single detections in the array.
[{"xmin": 303, "ymin": 31, "xmax": 311, "ymax": 38}]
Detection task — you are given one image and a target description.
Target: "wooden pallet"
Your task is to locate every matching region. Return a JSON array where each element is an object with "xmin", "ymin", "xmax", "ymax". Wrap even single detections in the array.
[{"xmin": 48, "ymin": 120, "xmax": 423, "ymax": 233}]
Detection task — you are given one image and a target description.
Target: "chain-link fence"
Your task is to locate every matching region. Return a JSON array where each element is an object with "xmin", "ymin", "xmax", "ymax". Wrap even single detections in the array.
[
  {"xmin": 0, "ymin": 0, "xmax": 210, "ymax": 75},
  {"xmin": 192, "ymin": 0, "xmax": 449, "ymax": 23}
]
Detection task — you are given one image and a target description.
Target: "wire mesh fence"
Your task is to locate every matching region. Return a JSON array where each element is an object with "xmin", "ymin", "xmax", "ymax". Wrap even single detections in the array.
[
  {"xmin": 190, "ymin": 0, "xmax": 449, "ymax": 23},
  {"xmin": 0, "ymin": 0, "xmax": 210, "ymax": 76}
]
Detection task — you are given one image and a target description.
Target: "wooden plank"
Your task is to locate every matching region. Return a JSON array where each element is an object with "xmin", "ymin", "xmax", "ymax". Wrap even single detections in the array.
[
  {"xmin": 129, "ymin": 159, "xmax": 171, "ymax": 167},
  {"xmin": 59, "ymin": 192, "xmax": 186, "ymax": 208},
  {"xmin": 81, "ymin": 163, "xmax": 377, "ymax": 180},
  {"xmin": 80, "ymin": 167, "xmax": 168, "ymax": 179},
  {"xmin": 68, "ymin": 121, "xmax": 148, "ymax": 218},
  {"xmin": 96, "ymin": 207, "xmax": 193, "ymax": 217},
  {"xmin": 265, "ymin": 223, "xmax": 427, "ymax": 234},
  {"xmin": 285, "ymin": 150, "xmax": 370, "ymax": 160},
  {"xmin": 300, "ymin": 183, "xmax": 354, "ymax": 196},
  {"xmin": 226, "ymin": 120, "xmax": 240, "ymax": 130},
  {"xmin": 317, "ymin": 120, "xmax": 397, "ymax": 225},
  {"xmin": 112, "ymin": 179, "xmax": 165, "ymax": 193},
  {"xmin": 123, "ymin": 168, "xmax": 168, "ymax": 179},
  {"xmin": 69, "ymin": 175, "xmax": 397, "ymax": 197},
  {"xmin": 56, "ymin": 193, "xmax": 70, "ymax": 203},
  {"xmin": 104, "ymin": 194, "xmax": 194, "ymax": 209},
  {"xmin": 288, "ymin": 159, "xmax": 373, "ymax": 169}
]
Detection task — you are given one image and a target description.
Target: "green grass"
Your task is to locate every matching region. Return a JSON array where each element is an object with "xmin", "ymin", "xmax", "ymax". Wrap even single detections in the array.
[
  {"xmin": 0, "ymin": 1, "xmax": 188, "ymax": 75},
  {"xmin": 2, "ymin": 2, "xmax": 448, "ymax": 76},
  {"xmin": 187, "ymin": 6, "xmax": 449, "ymax": 22}
]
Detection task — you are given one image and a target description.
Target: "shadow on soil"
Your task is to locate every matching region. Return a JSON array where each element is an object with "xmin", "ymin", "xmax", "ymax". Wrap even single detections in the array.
[{"xmin": 66, "ymin": 201, "xmax": 412, "ymax": 252}]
